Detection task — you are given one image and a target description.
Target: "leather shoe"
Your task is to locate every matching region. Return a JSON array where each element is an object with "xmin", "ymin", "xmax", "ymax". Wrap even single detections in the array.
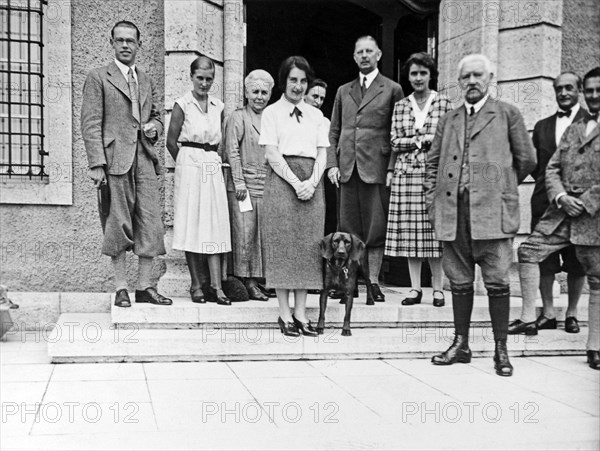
[
  {"xmin": 371, "ymin": 283, "xmax": 385, "ymax": 302},
  {"xmin": 507, "ymin": 319, "xmax": 538, "ymax": 335},
  {"xmin": 535, "ymin": 314, "xmax": 557, "ymax": 330},
  {"xmin": 190, "ymin": 287, "xmax": 206, "ymax": 304},
  {"xmin": 247, "ymin": 285, "xmax": 269, "ymax": 302},
  {"xmin": 433, "ymin": 290, "xmax": 445, "ymax": 307},
  {"xmin": 565, "ymin": 316, "xmax": 580, "ymax": 334},
  {"xmin": 587, "ymin": 350, "xmax": 600, "ymax": 370},
  {"xmin": 308, "ymin": 289, "xmax": 321, "ymax": 295},
  {"xmin": 432, "ymin": 335, "xmax": 472, "ymax": 365},
  {"xmin": 278, "ymin": 317, "xmax": 300, "ymax": 337},
  {"xmin": 401, "ymin": 289, "xmax": 422, "ymax": 305},
  {"xmin": 135, "ymin": 287, "xmax": 172, "ymax": 305},
  {"xmin": 292, "ymin": 315, "xmax": 318, "ymax": 337},
  {"xmin": 494, "ymin": 339, "xmax": 513, "ymax": 377},
  {"xmin": 114, "ymin": 289, "xmax": 131, "ymax": 308},
  {"xmin": 257, "ymin": 283, "xmax": 277, "ymax": 298}
]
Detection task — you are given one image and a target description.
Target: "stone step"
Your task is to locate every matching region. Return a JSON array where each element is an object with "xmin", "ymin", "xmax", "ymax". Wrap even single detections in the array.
[
  {"xmin": 47, "ymin": 313, "xmax": 588, "ymax": 363},
  {"xmin": 111, "ymin": 288, "xmax": 589, "ymax": 328}
]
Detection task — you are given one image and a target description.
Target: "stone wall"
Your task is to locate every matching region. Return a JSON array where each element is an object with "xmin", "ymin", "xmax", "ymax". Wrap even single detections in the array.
[
  {"xmin": 0, "ymin": 0, "xmax": 165, "ymax": 292},
  {"xmin": 561, "ymin": 0, "xmax": 600, "ymax": 75}
]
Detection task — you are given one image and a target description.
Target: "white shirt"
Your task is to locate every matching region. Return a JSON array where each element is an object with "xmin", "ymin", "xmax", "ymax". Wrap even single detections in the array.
[
  {"xmin": 114, "ymin": 58, "xmax": 138, "ymax": 84},
  {"xmin": 259, "ymin": 96, "xmax": 329, "ymax": 158},
  {"xmin": 358, "ymin": 68, "xmax": 379, "ymax": 90},
  {"xmin": 464, "ymin": 94, "xmax": 489, "ymax": 114},
  {"xmin": 555, "ymin": 103, "xmax": 580, "ymax": 146}
]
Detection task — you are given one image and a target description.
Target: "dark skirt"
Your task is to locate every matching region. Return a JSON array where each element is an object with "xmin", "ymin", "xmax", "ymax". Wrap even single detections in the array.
[{"xmin": 262, "ymin": 156, "xmax": 325, "ymax": 289}]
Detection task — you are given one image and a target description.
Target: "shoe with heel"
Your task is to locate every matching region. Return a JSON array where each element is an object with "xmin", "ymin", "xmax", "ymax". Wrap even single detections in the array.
[
  {"xmin": 401, "ymin": 289, "xmax": 422, "ymax": 306},
  {"xmin": 431, "ymin": 335, "xmax": 471, "ymax": 365},
  {"xmin": 292, "ymin": 315, "xmax": 318, "ymax": 337},
  {"xmin": 278, "ymin": 317, "xmax": 300, "ymax": 337}
]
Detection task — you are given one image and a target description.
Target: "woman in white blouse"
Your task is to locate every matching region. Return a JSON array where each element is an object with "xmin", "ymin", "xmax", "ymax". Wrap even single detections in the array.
[
  {"xmin": 259, "ymin": 56, "xmax": 329, "ymax": 336},
  {"xmin": 166, "ymin": 56, "xmax": 232, "ymax": 306}
]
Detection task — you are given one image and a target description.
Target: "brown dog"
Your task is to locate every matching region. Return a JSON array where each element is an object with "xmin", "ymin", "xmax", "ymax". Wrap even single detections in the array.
[{"xmin": 316, "ymin": 232, "xmax": 373, "ymax": 336}]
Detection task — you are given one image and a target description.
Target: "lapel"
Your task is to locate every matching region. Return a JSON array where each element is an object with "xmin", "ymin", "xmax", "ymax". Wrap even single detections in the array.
[
  {"xmin": 470, "ymin": 98, "xmax": 496, "ymax": 139},
  {"xmin": 137, "ymin": 69, "xmax": 150, "ymax": 108},
  {"xmin": 358, "ymin": 73, "xmax": 383, "ymax": 112},
  {"xmin": 106, "ymin": 61, "xmax": 132, "ymax": 102},
  {"xmin": 451, "ymin": 107, "xmax": 466, "ymax": 154},
  {"xmin": 577, "ymin": 120, "xmax": 599, "ymax": 149},
  {"xmin": 246, "ymin": 106, "xmax": 261, "ymax": 135},
  {"xmin": 545, "ymin": 114, "xmax": 558, "ymax": 151},
  {"xmin": 349, "ymin": 78, "xmax": 362, "ymax": 108}
]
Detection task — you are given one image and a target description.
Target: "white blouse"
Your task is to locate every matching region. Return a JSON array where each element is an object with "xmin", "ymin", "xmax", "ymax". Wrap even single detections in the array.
[
  {"xmin": 175, "ymin": 91, "xmax": 223, "ymax": 145},
  {"xmin": 409, "ymin": 91, "xmax": 436, "ymax": 130},
  {"xmin": 259, "ymin": 95, "xmax": 329, "ymax": 158}
]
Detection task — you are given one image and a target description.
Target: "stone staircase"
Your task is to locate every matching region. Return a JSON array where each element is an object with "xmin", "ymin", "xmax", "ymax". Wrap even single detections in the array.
[{"xmin": 46, "ymin": 286, "xmax": 588, "ymax": 363}]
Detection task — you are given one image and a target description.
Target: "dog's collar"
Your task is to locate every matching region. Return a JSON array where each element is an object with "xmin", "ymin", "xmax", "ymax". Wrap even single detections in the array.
[{"xmin": 327, "ymin": 259, "xmax": 349, "ymax": 279}]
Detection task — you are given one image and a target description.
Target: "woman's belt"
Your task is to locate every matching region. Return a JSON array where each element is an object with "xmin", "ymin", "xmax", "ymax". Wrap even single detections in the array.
[{"xmin": 179, "ymin": 142, "xmax": 218, "ymax": 152}]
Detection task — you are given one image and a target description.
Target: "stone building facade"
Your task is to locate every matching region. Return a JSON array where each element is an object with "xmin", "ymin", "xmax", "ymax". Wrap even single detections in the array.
[{"xmin": 1, "ymin": 0, "xmax": 599, "ymax": 297}]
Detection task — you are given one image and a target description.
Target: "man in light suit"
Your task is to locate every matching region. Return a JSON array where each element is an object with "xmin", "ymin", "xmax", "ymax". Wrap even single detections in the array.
[
  {"xmin": 424, "ymin": 54, "xmax": 536, "ymax": 377},
  {"xmin": 518, "ymin": 67, "xmax": 600, "ymax": 370},
  {"xmin": 509, "ymin": 72, "xmax": 589, "ymax": 335},
  {"xmin": 327, "ymin": 36, "xmax": 403, "ymax": 302},
  {"xmin": 81, "ymin": 21, "xmax": 171, "ymax": 307}
]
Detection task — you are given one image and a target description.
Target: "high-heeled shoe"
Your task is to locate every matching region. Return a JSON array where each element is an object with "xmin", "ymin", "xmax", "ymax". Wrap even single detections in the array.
[
  {"xmin": 292, "ymin": 315, "xmax": 318, "ymax": 337},
  {"xmin": 587, "ymin": 350, "xmax": 600, "ymax": 370},
  {"xmin": 278, "ymin": 317, "xmax": 300, "ymax": 337},
  {"xmin": 401, "ymin": 289, "xmax": 422, "ymax": 305}
]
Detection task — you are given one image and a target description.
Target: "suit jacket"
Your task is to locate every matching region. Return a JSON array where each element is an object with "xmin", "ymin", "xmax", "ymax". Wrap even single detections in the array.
[
  {"xmin": 328, "ymin": 73, "xmax": 403, "ymax": 184},
  {"xmin": 424, "ymin": 98, "xmax": 536, "ymax": 241},
  {"xmin": 538, "ymin": 118, "xmax": 600, "ymax": 246},
  {"xmin": 81, "ymin": 61, "xmax": 164, "ymax": 175},
  {"xmin": 530, "ymin": 107, "xmax": 589, "ymax": 228}
]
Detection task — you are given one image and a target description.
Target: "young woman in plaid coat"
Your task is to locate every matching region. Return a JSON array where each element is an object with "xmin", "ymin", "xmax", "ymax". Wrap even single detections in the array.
[{"xmin": 385, "ymin": 52, "xmax": 453, "ymax": 307}]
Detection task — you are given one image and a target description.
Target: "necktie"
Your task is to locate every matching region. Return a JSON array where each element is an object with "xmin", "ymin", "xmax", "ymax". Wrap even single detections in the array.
[
  {"xmin": 290, "ymin": 106, "xmax": 302, "ymax": 123},
  {"xmin": 557, "ymin": 109, "xmax": 571, "ymax": 118},
  {"xmin": 589, "ymin": 112, "xmax": 598, "ymax": 121},
  {"xmin": 128, "ymin": 68, "xmax": 141, "ymax": 124},
  {"xmin": 361, "ymin": 77, "xmax": 367, "ymax": 98},
  {"xmin": 469, "ymin": 106, "xmax": 475, "ymax": 116}
]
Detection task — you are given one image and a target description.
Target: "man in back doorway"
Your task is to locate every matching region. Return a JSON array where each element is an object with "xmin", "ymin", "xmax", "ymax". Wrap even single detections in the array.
[
  {"xmin": 509, "ymin": 71, "xmax": 589, "ymax": 335},
  {"xmin": 327, "ymin": 36, "xmax": 403, "ymax": 302}
]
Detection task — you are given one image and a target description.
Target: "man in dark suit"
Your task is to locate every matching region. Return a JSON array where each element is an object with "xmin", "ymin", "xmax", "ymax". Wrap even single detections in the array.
[
  {"xmin": 509, "ymin": 72, "xmax": 589, "ymax": 335},
  {"xmin": 424, "ymin": 54, "xmax": 536, "ymax": 377},
  {"xmin": 518, "ymin": 67, "xmax": 600, "ymax": 370},
  {"xmin": 327, "ymin": 36, "xmax": 403, "ymax": 302},
  {"xmin": 81, "ymin": 21, "xmax": 171, "ymax": 308}
]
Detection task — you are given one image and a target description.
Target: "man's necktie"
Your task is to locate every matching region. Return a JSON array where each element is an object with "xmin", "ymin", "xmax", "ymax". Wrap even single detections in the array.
[
  {"xmin": 361, "ymin": 77, "xmax": 367, "ymax": 98},
  {"xmin": 469, "ymin": 106, "xmax": 475, "ymax": 116},
  {"xmin": 290, "ymin": 106, "xmax": 302, "ymax": 123},
  {"xmin": 590, "ymin": 112, "xmax": 599, "ymax": 121},
  {"xmin": 128, "ymin": 67, "xmax": 141, "ymax": 124},
  {"xmin": 557, "ymin": 109, "xmax": 571, "ymax": 118}
]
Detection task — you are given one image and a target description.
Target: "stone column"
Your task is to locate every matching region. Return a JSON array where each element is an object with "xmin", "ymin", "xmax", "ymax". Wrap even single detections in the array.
[{"xmin": 223, "ymin": 0, "xmax": 245, "ymax": 116}]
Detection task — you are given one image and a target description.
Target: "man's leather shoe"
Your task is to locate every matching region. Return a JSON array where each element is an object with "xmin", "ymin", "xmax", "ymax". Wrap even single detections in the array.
[
  {"xmin": 535, "ymin": 314, "xmax": 557, "ymax": 330},
  {"xmin": 247, "ymin": 285, "xmax": 269, "ymax": 301},
  {"xmin": 586, "ymin": 350, "xmax": 600, "ymax": 370},
  {"xmin": 507, "ymin": 319, "xmax": 538, "ymax": 335},
  {"xmin": 135, "ymin": 287, "xmax": 172, "ymax": 305},
  {"xmin": 494, "ymin": 339, "xmax": 513, "ymax": 377},
  {"xmin": 114, "ymin": 289, "xmax": 131, "ymax": 308},
  {"xmin": 565, "ymin": 316, "xmax": 580, "ymax": 334},
  {"xmin": 257, "ymin": 283, "xmax": 277, "ymax": 298},
  {"xmin": 432, "ymin": 335, "xmax": 471, "ymax": 365},
  {"xmin": 371, "ymin": 284, "xmax": 385, "ymax": 302}
]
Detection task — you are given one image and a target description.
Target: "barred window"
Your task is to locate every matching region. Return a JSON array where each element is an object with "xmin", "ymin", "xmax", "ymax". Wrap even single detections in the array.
[{"xmin": 0, "ymin": 0, "xmax": 47, "ymax": 179}]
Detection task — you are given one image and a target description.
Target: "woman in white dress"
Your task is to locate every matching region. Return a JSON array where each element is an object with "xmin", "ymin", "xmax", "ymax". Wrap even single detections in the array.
[{"xmin": 166, "ymin": 56, "xmax": 232, "ymax": 305}]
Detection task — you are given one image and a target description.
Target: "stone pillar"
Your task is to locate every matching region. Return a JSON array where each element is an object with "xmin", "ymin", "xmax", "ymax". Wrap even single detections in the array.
[{"xmin": 223, "ymin": 0, "xmax": 245, "ymax": 116}]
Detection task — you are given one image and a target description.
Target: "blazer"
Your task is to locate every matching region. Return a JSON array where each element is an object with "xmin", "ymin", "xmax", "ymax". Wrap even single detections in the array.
[
  {"xmin": 530, "ymin": 107, "xmax": 590, "ymax": 228},
  {"xmin": 538, "ymin": 118, "xmax": 600, "ymax": 246},
  {"xmin": 81, "ymin": 61, "xmax": 164, "ymax": 175},
  {"xmin": 424, "ymin": 97, "xmax": 537, "ymax": 241},
  {"xmin": 328, "ymin": 73, "xmax": 404, "ymax": 184}
]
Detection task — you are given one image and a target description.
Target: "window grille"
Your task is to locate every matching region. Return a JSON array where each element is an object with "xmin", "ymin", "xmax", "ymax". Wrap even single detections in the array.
[{"xmin": 0, "ymin": 0, "xmax": 47, "ymax": 179}]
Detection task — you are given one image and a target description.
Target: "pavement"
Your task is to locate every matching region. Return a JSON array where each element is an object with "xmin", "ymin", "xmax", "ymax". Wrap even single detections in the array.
[{"xmin": 1, "ymin": 333, "xmax": 599, "ymax": 450}]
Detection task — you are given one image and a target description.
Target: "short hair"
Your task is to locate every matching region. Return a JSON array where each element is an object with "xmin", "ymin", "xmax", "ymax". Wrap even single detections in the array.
[
  {"xmin": 583, "ymin": 66, "xmax": 600, "ymax": 85},
  {"xmin": 111, "ymin": 21, "xmax": 140, "ymax": 41},
  {"xmin": 553, "ymin": 71, "xmax": 583, "ymax": 90},
  {"xmin": 190, "ymin": 56, "xmax": 215, "ymax": 76},
  {"xmin": 403, "ymin": 52, "xmax": 438, "ymax": 80},
  {"xmin": 307, "ymin": 78, "xmax": 328, "ymax": 92},
  {"xmin": 457, "ymin": 54, "xmax": 493, "ymax": 78},
  {"xmin": 244, "ymin": 69, "xmax": 274, "ymax": 90},
  {"xmin": 355, "ymin": 35, "xmax": 380, "ymax": 51},
  {"xmin": 278, "ymin": 56, "xmax": 314, "ymax": 92}
]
